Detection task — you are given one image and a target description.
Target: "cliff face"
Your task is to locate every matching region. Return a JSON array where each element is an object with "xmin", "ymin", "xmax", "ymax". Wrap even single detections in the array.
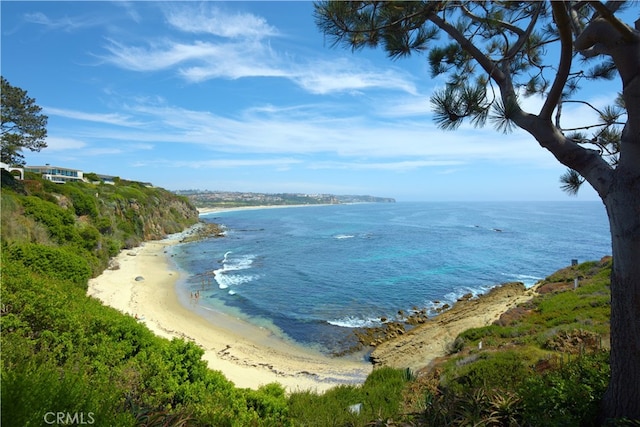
[
  {"xmin": 1, "ymin": 170, "xmax": 199, "ymax": 275},
  {"xmin": 107, "ymin": 190, "xmax": 199, "ymax": 242},
  {"xmin": 138, "ymin": 196, "xmax": 199, "ymax": 240}
]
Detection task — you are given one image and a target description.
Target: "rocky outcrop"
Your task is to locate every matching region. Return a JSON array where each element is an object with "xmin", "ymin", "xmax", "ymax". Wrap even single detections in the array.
[{"xmin": 367, "ymin": 282, "xmax": 536, "ymax": 371}]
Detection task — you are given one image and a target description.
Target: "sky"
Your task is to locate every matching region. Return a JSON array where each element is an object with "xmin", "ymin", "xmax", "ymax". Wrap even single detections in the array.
[{"xmin": 1, "ymin": 2, "xmax": 633, "ymax": 201}]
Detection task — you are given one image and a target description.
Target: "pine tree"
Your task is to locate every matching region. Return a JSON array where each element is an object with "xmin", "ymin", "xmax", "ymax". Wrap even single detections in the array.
[
  {"xmin": 315, "ymin": 1, "xmax": 639, "ymax": 420},
  {"xmin": 1, "ymin": 77, "xmax": 48, "ymax": 166}
]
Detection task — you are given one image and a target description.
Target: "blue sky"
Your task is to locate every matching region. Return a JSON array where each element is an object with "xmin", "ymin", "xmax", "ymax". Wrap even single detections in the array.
[{"xmin": 1, "ymin": 2, "xmax": 631, "ymax": 201}]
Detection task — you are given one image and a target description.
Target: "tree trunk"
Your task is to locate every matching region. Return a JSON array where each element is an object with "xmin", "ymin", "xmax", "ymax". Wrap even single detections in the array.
[{"xmin": 600, "ymin": 182, "xmax": 640, "ymax": 421}]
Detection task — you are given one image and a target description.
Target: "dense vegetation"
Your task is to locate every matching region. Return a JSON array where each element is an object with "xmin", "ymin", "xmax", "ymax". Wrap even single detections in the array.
[{"xmin": 1, "ymin": 171, "xmax": 626, "ymax": 425}]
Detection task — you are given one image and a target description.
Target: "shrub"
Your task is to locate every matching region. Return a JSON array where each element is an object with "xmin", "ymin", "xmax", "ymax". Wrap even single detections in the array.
[
  {"xmin": 78, "ymin": 224, "xmax": 101, "ymax": 252},
  {"xmin": 64, "ymin": 184, "xmax": 99, "ymax": 218},
  {"xmin": 519, "ymin": 351, "xmax": 610, "ymax": 427},
  {"xmin": 1, "ymin": 359, "xmax": 135, "ymax": 427},
  {"xmin": 244, "ymin": 383, "xmax": 290, "ymax": 425},
  {"xmin": 446, "ymin": 350, "xmax": 532, "ymax": 394},
  {"xmin": 22, "ymin": 196, "xmax": 77, "ymax": 244},
  {"xmin": 288, "ymin": 367, "xmax": 409, "ymax": 426},
  {"xmin": 6, "ymin": 243, "xmax": 92, "ymax": 287}
]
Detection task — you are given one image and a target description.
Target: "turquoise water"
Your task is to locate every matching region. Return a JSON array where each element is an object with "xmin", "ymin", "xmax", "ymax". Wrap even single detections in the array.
[{"xmin": 170, "ymin": 202, "xmax": 610, "ymax": 354}]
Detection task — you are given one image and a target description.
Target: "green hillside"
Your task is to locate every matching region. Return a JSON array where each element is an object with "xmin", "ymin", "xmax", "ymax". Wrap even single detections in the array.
[
  {"xmin": 1, "ymin": 171, "xmax": 621, "ymax": 426},
  {"xmin": 1, "ymin": 172, "xmax": 292, "ymax": 426}
]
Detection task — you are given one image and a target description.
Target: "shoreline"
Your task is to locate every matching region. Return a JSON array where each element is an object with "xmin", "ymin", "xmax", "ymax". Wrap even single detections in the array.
[
  {"xmin": 87, "ymin": 227, "xmax": 372, "ymax": 393},
  {"xmin": 87, "ymin": 217, "xmax": 542, "ymax": 391}
]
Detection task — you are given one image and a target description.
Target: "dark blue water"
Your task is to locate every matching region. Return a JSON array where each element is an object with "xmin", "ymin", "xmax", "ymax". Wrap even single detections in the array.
[{"xmin": 171, "ymin": 202, "xmax": 610, "ymax": 354}]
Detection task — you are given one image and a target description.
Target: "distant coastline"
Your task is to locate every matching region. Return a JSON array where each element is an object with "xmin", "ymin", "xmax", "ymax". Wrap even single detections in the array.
[
  {"xmin": 197, "ymin": 203, "xmax": 342, "ymax": 216},
  {"xmin": 177, "ymin": 190, "xmax": 395, "ymax": 211}
]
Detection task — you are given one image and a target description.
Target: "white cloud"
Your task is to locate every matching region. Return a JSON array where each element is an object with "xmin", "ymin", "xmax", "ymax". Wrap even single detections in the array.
[
  {"xmin": 373, "ymin": 94, "xmax": 432, "ymax": 117},
  {"xmin": 114, "ymin": 2, "xmax": 141, "ymax": 24},
  {"xmin": 23, "ymin": 11, "xmax": 103, "ymax": 32},
  {"xmin": 100, "ymin": 36, "xmax": 417, "ymax": 95},
  {"xmin": 101, "ymin": 39, "xmax": 225, "ymax": 72},
  {"xmin": 45, "ymin": 107, "xmax": 146, "ymax": 127},
  {"xmin": 44, "ymin": 136, "xmax": 87, "ymax": 151},
  {"xmin": 308, "ymin": 159, "xmax": 464, "ymax": 172},
  {"xmin": 54, "ymin": 98, "xmax": 555, "ymax": 169},
  {"xmin": 178, "ymin": 43, "xmax": 287, "ymax": 81},
  {"xmin": 163, "ymin": 4, "xmax": 278, "ymax": 39},
  {"xmin": 132, "ymin": 157, "xmax": 301, "ymax": 169},
  {"xmin": 98, "ymin": 4, "xmax": 417, "ymax": 95},
  {"xmin": 293, "ymin": 59, "xmax": 418, "ymax": 95}
]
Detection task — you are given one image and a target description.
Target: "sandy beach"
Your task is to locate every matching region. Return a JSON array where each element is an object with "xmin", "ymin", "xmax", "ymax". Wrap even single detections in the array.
[{"xmin": 87, "ymin": 227, "xmax": 371, "ymax": 393}]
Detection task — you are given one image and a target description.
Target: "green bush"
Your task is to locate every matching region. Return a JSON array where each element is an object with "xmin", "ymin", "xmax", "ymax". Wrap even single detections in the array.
[
  {"xmin": 6, "ymin": 243, "xmax": 92, "ymax": 287},
  {"xmin": 520, "ymin": 351, "xmax": 610, "ymax": 427},
  {"xmin": 64, "ymin": 183, "xmax": 99, "ymax": 218},
  {"xmin": 1, "ymin": 255, "xmax": 264, "ymax": 425},
  {"xmin": 94, "ymin": 216, "xmax": 113, "ymax": 234},
  {"xmin": 244, "ymin": 383, "xmax": 290, "ymax": 425},
  {"xmin": 288, "ymin": 367, "xmax": 408, "ymax": 426},
  {"xmin": 78, "ymin": 224, "xmax": 101, "ymax": 252},
  {"xmin": 22, "ymin": 196, "xmax": 77, "ymax": 244},
  {"xmin": 446, "ymin": 350, "xmax": 532, "ymax": 393},
  {"xmin": 1, "ymin": 358, "xmax": 135, "ymax": 427}
]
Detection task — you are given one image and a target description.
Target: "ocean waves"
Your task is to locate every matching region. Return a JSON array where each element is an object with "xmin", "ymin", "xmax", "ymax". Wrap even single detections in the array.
[
  {"xmin": 213, "ymin": 251, "xmax": 260, "ymax": 291},
  {"xmin": 327, "ymin": 315, "xmax": 383, "ymax": 328}
]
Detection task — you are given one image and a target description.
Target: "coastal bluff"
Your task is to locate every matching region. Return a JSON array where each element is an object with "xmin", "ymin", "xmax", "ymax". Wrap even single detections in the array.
[{"xmin": 369, "ymin": 282, "xmax": 537, "ymax": 371}]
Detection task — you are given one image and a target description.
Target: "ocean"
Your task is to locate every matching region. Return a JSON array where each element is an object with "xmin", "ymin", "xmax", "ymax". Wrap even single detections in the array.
[{"xmin": 170, "ymin": 202, "xmax": 611, "ymax": 355}]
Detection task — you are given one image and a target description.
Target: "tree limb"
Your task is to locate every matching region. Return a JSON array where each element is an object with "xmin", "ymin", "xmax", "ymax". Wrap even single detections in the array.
[
  {"xmin": 427, "ymin": 13, "xmax": 506, "ymax": 84},
  {"xmin": 459, "ymin": 3, "xmax": 525, "ymax": 37},
  {"xmin": 516, "ymin": 115, "xmax": 614, "ymax": 198},
  {"xmin": 588, "ymin": 1, "xmax": 635, "ymax": 42},
  {"xmin": 540, "ymin": 1, "xmax": 573, "ymax": 120},
  {"xmin": 505, "ymin": 2, "xmax": 543, "ymax": 60}
]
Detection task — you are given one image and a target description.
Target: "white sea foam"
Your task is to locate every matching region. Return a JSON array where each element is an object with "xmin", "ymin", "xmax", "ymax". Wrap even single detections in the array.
[
  {"xmin": 501, "ymin": 273, "xmax": 543, "ymax": 287},
  {"xmin": 334, "ymin": 234, "xmax": 355, "ymax": 239},
  {"xmin": 216, "ymin": 273, "xmax": 259, "ymax": 289},
  {"xmin": 214, "ymin": 252, "xmax": 258, "ymax": 289},
  {"xmin": 327, "ymin": 315, "xmax": 382, "ymax": 328},
  {"xmin": 444, "ymin": 287, "xmax": 482, "ymax": 303}
]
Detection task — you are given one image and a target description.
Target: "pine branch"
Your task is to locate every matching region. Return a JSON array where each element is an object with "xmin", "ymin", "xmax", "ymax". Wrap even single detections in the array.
[{"xmin": 540, "ymin": 2, "xmax": 573, "ymax": 120}]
